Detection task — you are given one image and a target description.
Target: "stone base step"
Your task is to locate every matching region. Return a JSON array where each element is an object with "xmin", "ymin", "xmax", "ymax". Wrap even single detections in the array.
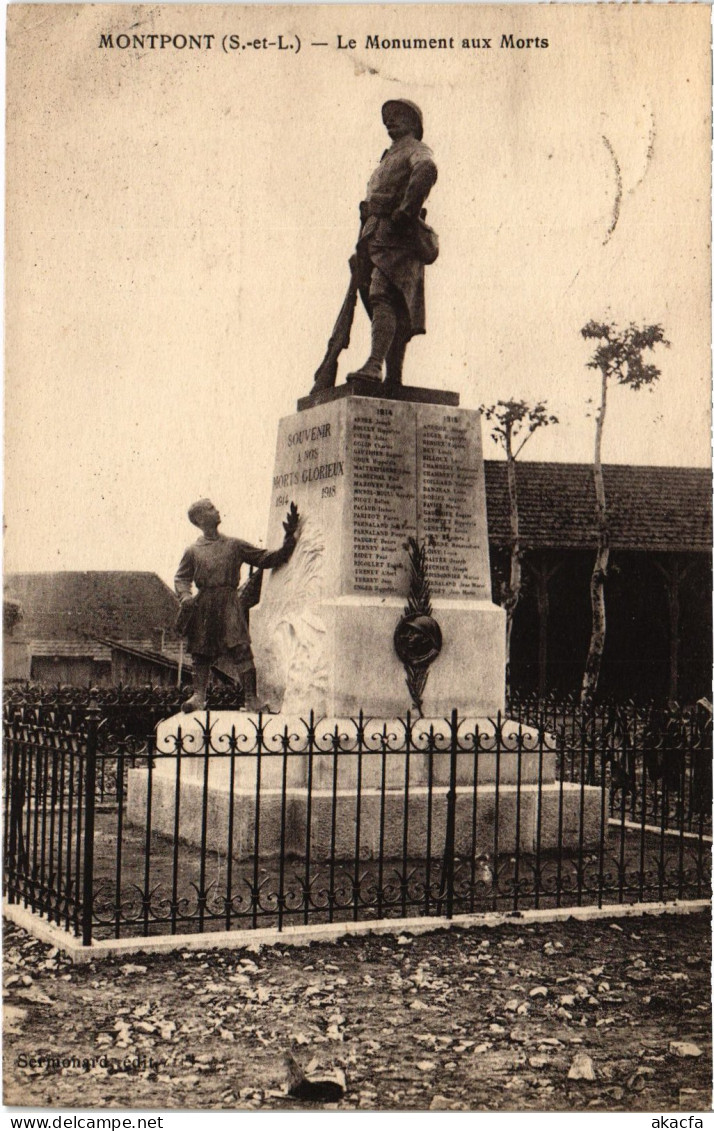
[{"xmin": 126, "ymin": 771, "xmax": 602, "ymax": 860}]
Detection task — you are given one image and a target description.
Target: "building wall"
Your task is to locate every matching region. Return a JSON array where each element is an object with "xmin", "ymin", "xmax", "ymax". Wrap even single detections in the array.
[
  {"xmin": 29, "ymin": 655, "xmax": 108, "ymax": 686},
  {"xmin": 110, "ymin": 650, "xmax": 178, "ymax": 688},
  {"xmin": 493, "ymin": 548, "xmax": 712, "ymax": 703},
  {"xmin": 23, "ymin": 651, "xmax": 178, "ymax": 688},
  {"xmin": 4, "ymin": 640, "xmax": 30, "ymax": 680}
]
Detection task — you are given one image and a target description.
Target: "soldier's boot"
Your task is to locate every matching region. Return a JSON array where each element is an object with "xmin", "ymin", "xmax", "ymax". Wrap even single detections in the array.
[
  {"xmin": 384, "ymin": 327, "xmax": 409, "ymax": 387},
  {"xmin": 182, "ymin": 657, "xmax": 210, "ymax": 713},
  {"xmin": 347, "ymin": 302, "xmax": 396, "ymax": 383},
  {"xmin": 241, "ymin": 666, "xmax": 267, "ymax": 712}
]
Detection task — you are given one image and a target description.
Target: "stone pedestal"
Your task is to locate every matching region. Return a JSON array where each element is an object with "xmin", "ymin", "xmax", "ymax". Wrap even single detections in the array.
[
  {"xmin": 126, "ymin": 711, "xmax": 602, "ymax": 860},
  {"xmin": 125, "ymin": 385, "xmax": 600, "ymax": 877},
  {"xmin": 250, "ymin": 389, "xmax": 506, "ymax": 717}
]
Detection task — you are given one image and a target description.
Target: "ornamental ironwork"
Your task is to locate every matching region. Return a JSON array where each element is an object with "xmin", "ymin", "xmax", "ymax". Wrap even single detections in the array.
[{"xmin": 3, "ymin": 691, "xmax": 711, "ymax": 946}]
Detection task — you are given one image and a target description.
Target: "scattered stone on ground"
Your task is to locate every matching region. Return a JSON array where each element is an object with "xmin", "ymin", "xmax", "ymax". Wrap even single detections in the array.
[
  {"xmin": 3, "ymin": 912, "xmax": 711, "ymax": 1111},
  {"xmin": 568, "ymin": 1052, "xmax": 596, "ymax": 1080}
]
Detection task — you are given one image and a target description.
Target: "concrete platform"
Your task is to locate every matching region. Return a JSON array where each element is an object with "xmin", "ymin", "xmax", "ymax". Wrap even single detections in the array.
[{"xmin": 127, "ymin": 770, "xmax": 601, "ymax": 860}]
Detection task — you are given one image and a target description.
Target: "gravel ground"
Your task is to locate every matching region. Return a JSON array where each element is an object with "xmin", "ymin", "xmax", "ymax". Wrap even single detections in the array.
[{"xmin": 3, "ymin": 910, "xmax": 711, "ymax": 1112}]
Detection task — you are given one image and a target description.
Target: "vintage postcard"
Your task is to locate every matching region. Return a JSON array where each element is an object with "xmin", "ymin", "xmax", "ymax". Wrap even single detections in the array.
[{"xmin": 3, "ymin": 2, "xmax": 711, "ymax": 1118}]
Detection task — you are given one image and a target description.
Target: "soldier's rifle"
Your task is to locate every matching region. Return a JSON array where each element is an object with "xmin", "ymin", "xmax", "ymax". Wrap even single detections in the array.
[{"xmin": 311, "ymin": 253, "xmax": 360, "ymax": 393}]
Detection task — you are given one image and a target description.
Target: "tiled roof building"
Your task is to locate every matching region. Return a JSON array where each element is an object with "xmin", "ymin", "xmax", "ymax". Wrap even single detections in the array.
[
  {"xmin": 483, "ymin": 462, "xmax": 711, "ymax": 702},
  {"xmin": 484, "ymin": 462, "xmax": 711, "ymax": 553},
  {"xmin": 4, "ymin": 571, "xmax": 180, "ymax": 643},
  {"xmin": 3, "ymin": 572, "xmax": 185, "ymax": 685}
]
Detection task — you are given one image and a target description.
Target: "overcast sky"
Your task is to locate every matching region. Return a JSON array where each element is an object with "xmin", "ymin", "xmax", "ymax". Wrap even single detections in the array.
[{"xmin": 5, "ymin": 3, "xmax": 711, "ymax": 587}]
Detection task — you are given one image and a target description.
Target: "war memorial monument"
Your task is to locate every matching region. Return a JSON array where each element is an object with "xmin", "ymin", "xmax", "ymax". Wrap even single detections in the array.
[{"xmin": 128, "ymin": 100, "xmax": 598, "ymax": 860}]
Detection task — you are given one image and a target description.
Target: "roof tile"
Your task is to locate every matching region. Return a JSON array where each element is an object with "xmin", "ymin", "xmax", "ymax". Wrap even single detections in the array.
[
  {"xmin": 4, "ymin": 572, "xmax": 180, "ymax": 642},
  {"xmin": 484, "ymin": 462, "xmax": 712, "ymax": 552}
]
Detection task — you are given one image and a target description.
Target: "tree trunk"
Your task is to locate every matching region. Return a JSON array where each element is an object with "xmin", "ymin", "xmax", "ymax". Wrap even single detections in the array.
[
  {"xmin": 526, "ymin": 555, "xmax": 564, "ymax": 698},
  {"xmin": 581, "ymin": 540, "xmax": 609, "ymax": 703},
  {"xmin": 653, "ymin": 555, "xmax": 690, "ymax": 704},
  {"xmin": 537, "ymin": 576, "xmax": 548, "ymax": 699},
  {"xmin": 668, "ymin": 563, "xmax": 681, "ymax": 703},
  {"xmin": 581, "ymin": 368, "xmax": 610, "ymax": 705},
  {"xmin": 504, "ymin": 447, "xmax": 521, "ymax": 700}
]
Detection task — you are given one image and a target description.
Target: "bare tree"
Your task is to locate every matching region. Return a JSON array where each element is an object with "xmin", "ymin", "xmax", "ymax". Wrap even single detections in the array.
[
  {"xmin": 580, "ymin": 320, "xmax": 669, "ymax": 704},
  {"xmin": 481, "ymin": 399, "xmax": 558, "ymax": 697}
]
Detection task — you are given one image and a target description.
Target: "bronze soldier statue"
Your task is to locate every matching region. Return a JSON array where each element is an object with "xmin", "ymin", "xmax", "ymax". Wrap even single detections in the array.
[
  {"xmin": 174, "ymin": 499, "xmax": 299, "ymax": 712},
  {"xmin": 312, "ymin": 100, "xmax": 438, "ymax": 392}
]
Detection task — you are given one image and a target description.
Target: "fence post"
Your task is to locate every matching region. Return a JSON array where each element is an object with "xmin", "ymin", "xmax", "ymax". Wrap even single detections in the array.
[
  {"xmin": 443, "ymin": 708, "xmax": 458, "ymax": 919},
  {"xmin": 81, "ymin": 691, "xmax": 99, "ymax": 947},
  {"xmin": 6, "ymin": 725, "xmax": 22, "ymax": 905}
]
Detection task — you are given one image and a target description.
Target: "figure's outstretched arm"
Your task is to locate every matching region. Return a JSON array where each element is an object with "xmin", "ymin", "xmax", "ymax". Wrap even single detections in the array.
[{"xmin": 236, "ymin": 504, "xmax": 300, "ymax": 570}]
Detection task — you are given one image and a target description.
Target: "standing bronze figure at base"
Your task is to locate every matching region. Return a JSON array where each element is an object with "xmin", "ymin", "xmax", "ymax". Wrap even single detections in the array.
[{"xmin": 174, "ymin": 499, "xmax": 299, "ymax": 712}]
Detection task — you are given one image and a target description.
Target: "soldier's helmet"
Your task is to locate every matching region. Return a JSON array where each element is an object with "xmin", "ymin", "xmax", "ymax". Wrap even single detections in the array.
[{"xmin": 381, "ymin": 99, "xmax": 424, "ymax": 141}]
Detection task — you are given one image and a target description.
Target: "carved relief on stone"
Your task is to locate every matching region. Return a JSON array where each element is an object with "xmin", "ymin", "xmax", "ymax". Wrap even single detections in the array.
[{"xmin": 256, "ymin": 513, "xmax": 330, "ymax": 714}]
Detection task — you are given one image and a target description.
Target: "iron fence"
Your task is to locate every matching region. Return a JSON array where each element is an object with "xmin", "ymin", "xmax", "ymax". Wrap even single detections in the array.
[
  {"xmin": 510, "ymin": 692, "xmax": 713, "ymax": 833},
  {"xmin": 3, "ymin": 681, "xmax": 244, "ymax": 736},
  {"xmin": 3, "ymin": 689, "xmax": 711, "ymax": 944},
  {"xmin": 2, "ymin": 682, "xmax": 245, "ymax": 806},
  {"xmin": 4, "ymin": 701, "xmax": 99, "ymax": 943}
]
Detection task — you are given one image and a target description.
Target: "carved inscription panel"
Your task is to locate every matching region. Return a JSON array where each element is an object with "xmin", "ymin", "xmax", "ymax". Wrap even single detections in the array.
[
  {"xmin": 417, "ymin": 410, "xmax": 491, "ymax": 599},
  {"xmin": 265, "ymin": 404, "xmax": 347, "ymax": 596},
  {"xmin": 264, "ymin": 399, "xmax": 491, "ymax": 602},
  {"xmin": 349, "ymin": 401, "xmax": 416, "ymax": 594},
  {"xmin": 347, "ymin": 400, "xmax": 491, "ymax": 600}
]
